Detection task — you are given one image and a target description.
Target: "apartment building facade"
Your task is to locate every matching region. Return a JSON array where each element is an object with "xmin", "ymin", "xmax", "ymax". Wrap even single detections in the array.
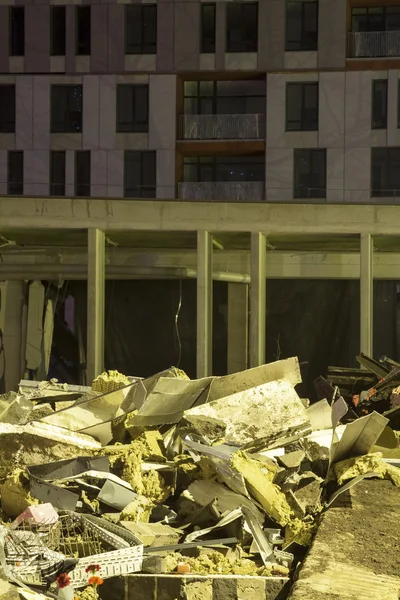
[{"xmin": 0, "ymin": 0, "xmax": 399, "ymax": 203}]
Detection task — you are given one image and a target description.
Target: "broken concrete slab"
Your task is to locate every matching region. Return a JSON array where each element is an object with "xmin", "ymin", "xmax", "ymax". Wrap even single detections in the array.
[
  {"xmin": 0, "ymin": 421, "xmax": 100, "ymax": 478},
  {"xmin": 293, "ymin": 481, "xmax": 322, "ymax": 515},
  {"xmin": 120, "ymin": 522, "xmax": 181, "ymax": 547},
  {"xmin": 185, "ymin": 379, "xmax": 311, "ymax": 448},
  {"xmin": 277, "ymin": 451, "xmax": 305, "ymax": 470}
]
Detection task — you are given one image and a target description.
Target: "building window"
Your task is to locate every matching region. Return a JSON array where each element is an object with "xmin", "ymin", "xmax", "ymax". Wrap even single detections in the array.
[
  {"xmin": 286, "ymin": 1, "xmax": 318, "ymax": 52},
  {"xmin": 117, "ymin": 85, "xmax": 149, "ymax": 133},
  {"xmin": 371, "ymin": 147, "xmax": 400, "ymax": 198},
  {"xmin": 50, "ymin": 151, "xmax": 66, "ymax": 196},
  {"xmin": 75, "ymin": 151, "xmax": 90, "ymax": 197},
  {"xmin": 124, "ymin": 151, "xmax": 156, "ymax": 198},
  {"xmin": 76, "ymin": 6, "xmax": 91, "ymax": 56},
  {"xmin": 183, "ymin": 155, "xmax": 265, "ymax": 182},
  {"xmin": 51, "ymin": 7, "xmax": 66, "ymax": 56},
  {"xmin": 0, "ymin": 85, "xmax": 15, "ymax": 133},
  {"xmin": 183, "ymin": 80, "xmax": 265, "ymax": 115},
  {"xmin": 125, "ymin": 5, "xmax": 157, "ymax": 55},
  {"xmin": 226, "ymin": 2, "xmax": 258, "ymax": 53},
  {"xmin": 352, "ymin": 7, "xmax": 400, "ymax": 33},
  {"xmin": 8, "ymin": 151, "xmax": 23, "ymax": 195},
  {"xmin": 201, "ymin": 4, "xmax": 216, "ymax": 53},
  {"xmin": 51, "ymin": 85, "xmax": 83, "ymax": 133},
  {"xmin": 372, "ymin": 80, "xmax": 388, "ymax": 130},
  {"xmin": 294, "ymin": 149, "xmax": 326, "ymax": 199},
  {"xmin": 9, "ymin": 7, "xmax": 25, "ymax": 57},
  {"xmin": 286, "ymin": 82, "xmax": 318, "ymax": 131}
]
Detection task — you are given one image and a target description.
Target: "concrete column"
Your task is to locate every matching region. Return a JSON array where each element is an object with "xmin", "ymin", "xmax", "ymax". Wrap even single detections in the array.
[
  {"xmin": 360, "ymin": 233, "xmax": 373, "ymax": 357},
  {"xmin": 0, "ymin": 281, "xmax": 27, "ymax": 391},
  {"xmin": 227, "ymin": 283, "xmax": 249, "ymax": 374},
  {"xmin": 197, "ymin": 230, "xmax": 213, "ymax": 378},
  {"xmin": 87, "ymin": 228, "xmax": 105, "ymax": 383},
  {"xmin": 250, "ymin": 232, "xmax": 266, "ymax": 367}
]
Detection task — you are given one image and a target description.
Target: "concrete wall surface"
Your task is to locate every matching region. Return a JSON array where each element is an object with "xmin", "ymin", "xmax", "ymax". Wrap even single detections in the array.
[{"xmin": 101, "ymin": 573, "xmax": 289, "ymax": 600}]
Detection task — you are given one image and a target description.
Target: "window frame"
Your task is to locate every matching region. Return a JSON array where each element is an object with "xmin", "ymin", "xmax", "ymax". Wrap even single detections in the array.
[
  {"xmin": 371, "ymin": 79, "xmax": 388, "ymax": 130},
  {"xmin": 0, "ymin": 85, "xmax": 16, "ymax": 133},
  {"xmin": 285, "ymin": 0, "xmax": 318, "ymax": 52},
  {"xmin": 371, "ymin": 147, "xmax": 400, "ymax": 198},
  {"xmin": 286, "ymin": 82, "xmax": 319, "ymax": 131},
  {"xmin": 9, "ymin": 6, "xmax": 25, "ymax": 57},
  {"xmin": 125, "ymin": 5, "xmax": 157, "ymax": 55},
  {"xmin": 293, "ymin": 148, "xmax": 326, "ymax": 199},
  {"xmin": 201, "ymin": 3, "xmax": 216, "ymax": 53},
  {"xmin": 75, "ymin": 150, "xmax": 91, "ymax": 197},
  {"xmin": 124, "ymin": 150, "xmax": 157, "ymax": 198},
  {"xmin": 50, "ymin": 150, "xmax": 66, "ymax": 196},
  {"xmin": 183, "ymin": 80, "xmax": 265, "ymax": 115},
  {"xmin": 7, "ymin": 150, "xmax": 23, "ymax": 195},
  {"xmin": 51, "ymin": 84, "xmax": 83, "ymax": 134},
  {"xmin": 75, "ymin": 5, "xmax": 91, "ymax": 56},
  {"xmin": 116, "ymin": 84, "xmax": 149, "ymax": 133},
  {"xmin": 51, "ymin": 6, "xmax": 66, "ymax": 57},
  {"xmin": 226, "ymin": 2, "xmax": 258, "ymax": 53}
]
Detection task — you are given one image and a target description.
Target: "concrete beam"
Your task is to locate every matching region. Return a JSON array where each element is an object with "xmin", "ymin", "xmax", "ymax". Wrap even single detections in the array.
[
  {"xmin": 3, "ymin": 197, "xmax": 400, "ymax": 235},
  {"xmin": 227, "ymin": 283, "xmax": 249, "ymax": 374},
  {"xmin": 2, "ymin": 250, "xmax": 400, "ymax": 280},
  {"xmin": 360, "ymin": 233, "xmax": 373, "ymax": 357},
  {"xmin": 249, "ymin": 233, "xmax": 266, "ymax": 368},
  {"xmin": 197, "ymin": 231, "xmax": 213, "ymax": 378},
  {"xmin": 87, "ymin": 229, "xmax": 105, "ymax": 384}
]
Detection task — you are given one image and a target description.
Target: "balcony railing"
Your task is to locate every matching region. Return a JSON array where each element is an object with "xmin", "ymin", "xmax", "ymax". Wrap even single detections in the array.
[
  {"xmin": 178, "ymin": 114, "xmax": 265, "ymax": 140},
  {"xmin": 178, "ymin": 181, "xmax": 265, "ymax": 202},
  {"xmin": 348, "ymin": 30, "xmax": 400, "ymax": 58}
]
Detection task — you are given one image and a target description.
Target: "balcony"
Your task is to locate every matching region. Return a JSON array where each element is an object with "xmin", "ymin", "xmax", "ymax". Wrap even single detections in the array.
[
  {"xmin": 177, "ymin": 181, "xmax": 264, "ymax": 202},
  {"xmin": 178, "ymin": 114, "xmax": 265, "ymax": 141},
  {"xmin": 348, "ymin": 30, "xmax": 400, "ymax": 58}
]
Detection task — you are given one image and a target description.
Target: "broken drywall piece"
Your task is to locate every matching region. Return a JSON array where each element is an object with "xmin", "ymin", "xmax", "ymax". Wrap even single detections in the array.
[
  {"xmin": 185, "ymin": 379, "xmax": 311, "ymax": 448},
  {"xmin": 0, "ymin": 392, "xmax": 33, "ymax": 425},
  {"xmin": 306, "ymin": 399, "xmax": 332, "ymax": 432}
]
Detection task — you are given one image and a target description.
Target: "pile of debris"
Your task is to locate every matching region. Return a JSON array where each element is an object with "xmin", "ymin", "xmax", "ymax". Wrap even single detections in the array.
[{"xmin": 0, "ymin": 357, "xmax": 399, "ymax": 599}]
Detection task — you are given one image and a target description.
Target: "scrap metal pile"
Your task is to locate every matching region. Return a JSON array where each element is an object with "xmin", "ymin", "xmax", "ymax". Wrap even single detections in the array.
[{"xmin": 0, "ymin": 356, "xmax": 399, "ymax": 599}]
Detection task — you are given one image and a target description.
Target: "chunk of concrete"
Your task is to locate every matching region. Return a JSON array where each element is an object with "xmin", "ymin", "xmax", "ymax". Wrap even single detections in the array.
[
  {"xmin": 0, "ymin": 422, "xmax": 100, "ymax": 479},
  {"xmin": 277, "ymin": 451, "xmax": 305, "ymax": 470},
  {"xmin": 293, "ymin": 480, "xmax": 322, "ymax": 515},
  {"xmin": 185, "ymin": 379, "xmax": 311, "ymax": 448},
  {"xmin": 120, "ymin": 522, "xmax": 181, "ymax": 547}
]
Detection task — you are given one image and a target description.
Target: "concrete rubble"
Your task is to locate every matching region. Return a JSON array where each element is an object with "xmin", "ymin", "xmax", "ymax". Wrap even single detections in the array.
[{"xmin": 0, "ymin": 356, "xmax": 398, "ymax": 599}]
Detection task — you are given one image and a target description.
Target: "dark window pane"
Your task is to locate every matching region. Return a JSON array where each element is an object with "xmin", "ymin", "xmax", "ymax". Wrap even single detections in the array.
[
  {"xmin": 125, "ymin": 5, "xmax": 157, "ymax": 54},
  {"xmin": 286, "ymin": 1, "xmax": 318, "ymax": 51},
  {"xmin": 226, "ymin": 2, "xmax": 258, "ymax": 53},
  {"xmin": 124, "ymin": 151, "xmax": 156, "ymax": 198},
  {"xmin": 50, "ymin": 151, "xmax": 66, "ymax": 196},
  {"xmin": 0, "ymin": 85, "xmax": 15, "ymax": 133},
  {"xmin": 10, "ymin": 7, "xmax": 24, "ymax": 56},
  {"xmin": 371, "ymin": 147, "xmax": 400, "ymax": 197},
  {"xmin": 286, "ymin": 82, "xmax": 318, "ymax": 131},
  {"xmin": 51, "ymin": 85, "xmax": 83, "ymax": 133},
  {"xmin": 294, "ymin": 149, "xmax": 326, "ymax": 199},
  {"xmin": 76, "ymin": 6, "xmax": 91, "ymax": 55},
  {"xmin": 183, "ymin": 155, "xmax": 265, "ymax": 183},
  {"xmin": 75, "ymin": 151, "xmax": 90, "ymax": 197},
  {"xmin": 372, "ymin": 80, "xmax": 388, "ymax": 129},
  {"xmin": 51, "ymin": 7, "xmax": 66, "ymax": 56},
  {"xmin": 201, "ymin": 3, "xmax": 216, "ymax": 53},
  {"xmin": 8, "ymin": 151, "xmax": 23, "ymax": 195},
  {"xmin": 117, "ymin": 85, "xmax": 149, "ymax": 133}
]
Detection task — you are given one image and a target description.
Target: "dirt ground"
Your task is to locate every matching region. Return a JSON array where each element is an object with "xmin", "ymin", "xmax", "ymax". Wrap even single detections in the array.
[{"xmin": 288, "ymin": 479, "xmax": 400, "ymax": 600}]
